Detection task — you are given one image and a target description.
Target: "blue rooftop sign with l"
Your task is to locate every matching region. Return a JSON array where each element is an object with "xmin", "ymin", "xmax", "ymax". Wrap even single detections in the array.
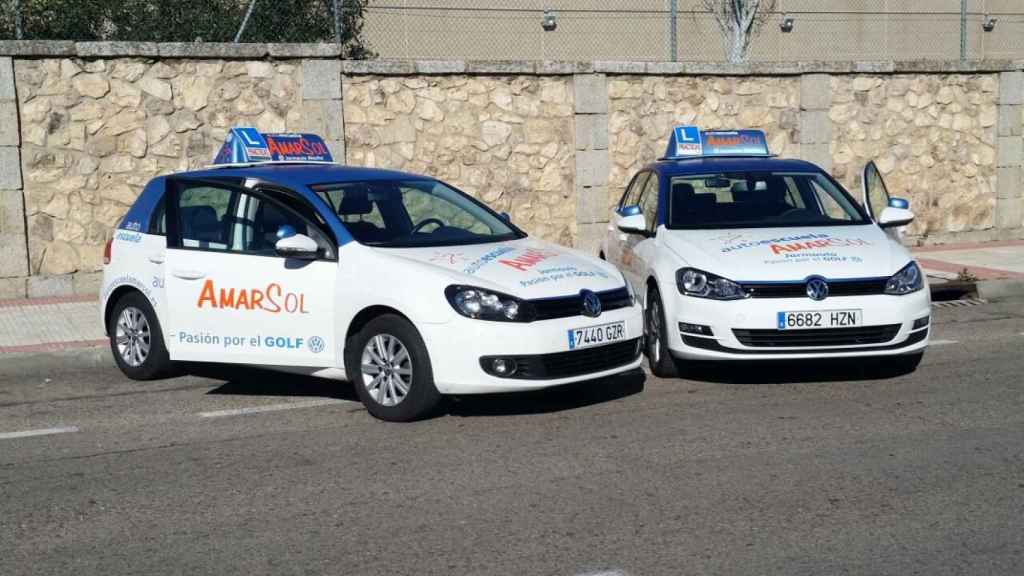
[
  {"xmin": 663, "ymin": 126, "xmax": 771, "ymax": 159},
  {"xmin": 213, "ymin": 128, "xmax": 334, "ymax": 165}
]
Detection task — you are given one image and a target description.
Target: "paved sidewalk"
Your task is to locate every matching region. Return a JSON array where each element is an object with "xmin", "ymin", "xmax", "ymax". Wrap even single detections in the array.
[
  {"xmin": 913, "ymin": 240, "xmax": 1024, "ymax": 281},
  {"xmin": 0, "ymin": 239, "xmax": 1021, "ymax": 355}
]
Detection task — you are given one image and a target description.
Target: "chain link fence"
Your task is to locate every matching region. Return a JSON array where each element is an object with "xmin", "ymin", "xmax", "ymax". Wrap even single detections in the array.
[{"xmin": 1, "ymin": 0, "xmax": 1023, "ymax": 62}]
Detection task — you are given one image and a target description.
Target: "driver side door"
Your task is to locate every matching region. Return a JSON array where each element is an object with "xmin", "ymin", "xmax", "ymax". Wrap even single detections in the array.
[
  {"xmin": 163, "ymin": 178, "xmax": 338, "ymax": 367},
  {"xmin": 862, "ymin": 161, "xmax": 901, "ymax": 242}
]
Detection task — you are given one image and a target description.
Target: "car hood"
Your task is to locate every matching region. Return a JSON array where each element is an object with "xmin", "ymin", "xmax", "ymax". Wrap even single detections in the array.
[
  {"xmin": 660, "ymin": 225, "xmax": 912, "ymax": 282},
  {"xmin": 379, "ymin": 238, "xmax": 624, "ymax": 299}
]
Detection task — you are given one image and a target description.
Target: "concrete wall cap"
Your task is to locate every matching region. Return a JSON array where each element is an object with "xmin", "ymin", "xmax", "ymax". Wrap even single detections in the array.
[
  {"xmin": 342, "ymin": 59, "xmax": 416, "ymax": 75},
  {"xmin": 75, "ymin": 42, "xmax": 159, "ymax": 57},
  {"xmin": 465, "ymin": 60, "xmax": 536, "ymax": 74},
  {"xmin": 415, "ymin": 60, "xmax": 467, "ymax": 74},
  {"xmin": 156, "ymin": 42, "xmax": 268, "ymax": 58},
  {"xmin": 268, "ymin": 43, "xmax": 342, "ymax": 58}
]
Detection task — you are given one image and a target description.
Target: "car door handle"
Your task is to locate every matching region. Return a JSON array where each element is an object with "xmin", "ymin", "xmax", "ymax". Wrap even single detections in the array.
[
  {"xmin": 172, "ymin": 269, "xmax": 206, "ymax": 280},
  {"xmin": 148, "ymin": 254, "xmax": 165, "ymax": 264}
]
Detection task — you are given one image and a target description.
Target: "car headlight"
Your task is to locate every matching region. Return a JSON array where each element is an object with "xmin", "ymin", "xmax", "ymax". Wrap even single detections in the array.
[
  {"xmin": 885, "ymin": 262, "xmax": 923, "ymax": 295},
  {"xmin": 676, "ymin": 268, "xmax": 748, "ymax": 300},
  {"xmin": 444, "ymin": 285, "xmax": 534, "ymax": 322}
]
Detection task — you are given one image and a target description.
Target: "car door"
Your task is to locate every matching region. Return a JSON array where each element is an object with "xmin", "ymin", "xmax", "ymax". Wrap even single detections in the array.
[
  {"xmin": 163, "ymin": 177, "xmax": 338, "ymax": 367},
  {"xmin": 606, "ymin": 171, "xmax": 649, "ymax": 267},
  {"xmin": 862, "ymin": 161, "xmax": 902, "ymax": 242},
  {"xmin": 626, "ymin": 171, "xmax": 662, "ymax": 288}
]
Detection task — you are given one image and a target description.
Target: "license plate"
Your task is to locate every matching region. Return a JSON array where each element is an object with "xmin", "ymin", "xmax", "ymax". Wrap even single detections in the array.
[
  {"xmin": 568, "ymin": 321, "xmax": 626, "ymax": 350},
  {"xmin": 777, "ymin": 309, "xmax": 862, "ymax": 330}
]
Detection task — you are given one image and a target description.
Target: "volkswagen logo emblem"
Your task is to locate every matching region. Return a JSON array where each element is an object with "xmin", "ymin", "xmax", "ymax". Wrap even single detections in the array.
[
  {"xmin": 580, "ymin": 289, "xmax": 602, "ymax": 318},
  {"xmin": 806, "ymin": 277, "xmax": 829, "ymax": 301}
]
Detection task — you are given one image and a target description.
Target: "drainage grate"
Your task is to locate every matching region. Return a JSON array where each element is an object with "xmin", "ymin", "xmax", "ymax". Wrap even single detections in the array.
[{"xmin": 932, "ymin": 298, "xmax": 987, "ymax": 309}]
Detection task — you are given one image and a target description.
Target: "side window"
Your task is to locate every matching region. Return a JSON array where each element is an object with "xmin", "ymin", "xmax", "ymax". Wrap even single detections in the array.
[
  {"xmin": 638, "ymin": 173, "xmax": 660, "ymax": 231},
  {"xmin": 808, "ymin": 178, "xmax": 854, "ymax": 221},
  {"xmin": 150, "ymin": 197, "xmax": 166, "ymax": 235},
  {"xmin": 235, "ymin": 192, "xmax": 334, "ymax": 257},
  {"xmin": 176, "ymin": 184, "xmax": 237, "ymax": 251},
  {"xmin": 620, "ymin": 172, "xmax": 649, "ymax": 209}
]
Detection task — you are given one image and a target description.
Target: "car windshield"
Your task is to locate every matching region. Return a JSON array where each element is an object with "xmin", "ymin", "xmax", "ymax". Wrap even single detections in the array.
[
  {"xmin": 313, "ymin": 179, "xmax": 523, "ymax": 248},
  {"xmin": 667, "ymin": 172, "xmax": 868, "ymax": 229}
]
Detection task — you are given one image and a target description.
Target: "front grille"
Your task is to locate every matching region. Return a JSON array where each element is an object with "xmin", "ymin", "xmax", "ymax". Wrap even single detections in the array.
[
  {"xmin": 481, "ymin": 338, "xmax": 641, "ymax": 380},
  {"xmin": 742, "ymin": 278, "xmax": 889, "ymax": 299},
  {"xmin": 733, "ymin": 325, "xmax": 901, "ymax": 348},
  {"xmin": 530, "ymin": 287, "xmax": 632, "ymax": 321}
]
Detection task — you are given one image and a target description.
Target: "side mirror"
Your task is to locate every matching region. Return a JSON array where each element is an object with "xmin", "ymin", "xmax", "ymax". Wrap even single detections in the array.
[
  {"xmin": 878, "ymin": 206, "xmax": 914, "ymax": 229},
  {"xmin": 617, "ymin": 213, "xmax": 648, "ymax": 235},
  {"xmin": 275, "ymin": 233, "xmax": 320, "ymax": 259}
]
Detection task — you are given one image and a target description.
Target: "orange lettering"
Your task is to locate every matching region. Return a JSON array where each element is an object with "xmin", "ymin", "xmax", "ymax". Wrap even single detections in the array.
[
  {"xmin": 218, "ymin": 287, "xmax": 236, "ymax": 308},
  {"xmin": 197, "ymin": 279, "xmax": 218, "ymax": 308},
  {"xmin": 264, "ymin": 283, "xmax": 282, "ymax": 313},
  {"xmin": 235, "ymin": 289, "xmax": 250, "ymax": 310},
  {"xmin": 250, "ymin": 289, "xmax": 264, "ymax": 311}
]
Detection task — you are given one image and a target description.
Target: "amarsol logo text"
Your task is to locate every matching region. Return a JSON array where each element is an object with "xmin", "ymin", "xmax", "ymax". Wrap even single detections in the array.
[
  {"xmin": 499, "ymin": 249, "xmax": 561, "ymax": 272},
  {"xmin": 196, "ymin": 280, "xmax": 309, "ymax": 314}
]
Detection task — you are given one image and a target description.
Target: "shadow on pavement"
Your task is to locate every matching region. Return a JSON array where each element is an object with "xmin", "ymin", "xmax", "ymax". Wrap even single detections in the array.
[
  {"xmin": 445, "ymin": 369, "xmax": 646, "ymax": 417},
  {"xmin": 682, "ymin": 358, "xmax": 918, "ymax": 385},
  {"xmin": 190, "ymin": 363, "xmax": 358, "ymax": 402}
]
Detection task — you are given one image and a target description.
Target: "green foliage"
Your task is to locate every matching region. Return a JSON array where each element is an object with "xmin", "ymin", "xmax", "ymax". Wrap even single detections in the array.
[{"xmin": 4, "ymin": 0, "xmax": 373, "ymax": 56}]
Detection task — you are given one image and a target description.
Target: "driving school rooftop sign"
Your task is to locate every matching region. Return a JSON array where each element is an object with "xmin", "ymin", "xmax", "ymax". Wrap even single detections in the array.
[
  {"xmin": 663, "ymin": 126, "xmax": 771, "ymax": 160},
  {"xmin": 213, "ymin": 127, "xmax": 334, "ymax": 165}
]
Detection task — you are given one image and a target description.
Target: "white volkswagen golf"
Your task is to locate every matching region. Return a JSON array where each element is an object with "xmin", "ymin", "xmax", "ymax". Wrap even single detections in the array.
[
  {"xmin": 101, "ymin": 129, "xmax": 643, "ymax": 421},
  {"xmin": 602, "ymin": 127, "xmax": 930, "ymax": 377}
]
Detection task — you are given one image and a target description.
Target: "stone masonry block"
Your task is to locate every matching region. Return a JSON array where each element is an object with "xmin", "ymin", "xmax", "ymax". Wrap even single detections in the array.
[
  {"xmin": 0, "ymin": 147, "xmax": 22, "ymax": 190},
  {"xmin": 800, "ymin": 74, "xmax": 831, "ymax": 111},
  {"xmin": 576, "ymin": 185, "xmax": 607, "ymax": 225},
  {"xmin": 0, "ymin": 276, "xmax": 26, "ymax": 299},
  {"xmin": 996, "ymin": 197, "xmax": 1022, "ymax": 230},
  {"xmin": 999, "ymin": 71, "xmax": 1023, "ymax": 105},
  {"xmin": 997, "ymin": 105, "xmax": 1023, "ymax": 137},
  {"xmin": 997, "ymin": 166, "xmax": 1020, "ymax": 200},
  {"xmin": 0, "ymin": 56, "xmax": 14, "ymax": 101},
  {"xmin": 72, "ymin": 271, "xmax": 103, "ymax": 296},
  {"xmin": 574, "ymin": 114, "xmax": 608, "ymax": 151},
  {"xmin": 997, "ymin": 136, "xmax": 1023, "ymax": 168},
  {"xmin": 0, "ymin": 101, "xmax": 19, "ymax": 146},
  {"xmin": 326, "ymin": 139, "xmax": 346, "ymax": 164},
  {"xmin": 302, "ymin": 59, "xmax": 342, "ymax": 101},
  {"xmin": 574, "ymin": 223, "xmax": 606, "ymax": 256},
  {"xmin": 801, "ymin": 142, "xmax": 832, "ymax": 174},
  {"xmin": 575, "ymin": 149, "xmax": 610, "ymax": 188},
  {"xmin": 573, "ymin": 74, "xmax": 608, "ymax": 115},
  {"xmin": 301, "ymin": 100, "xmax": 345, "ymax": 141},
  {"xmin": 799, "ymin": 110, "xmax": 831, "ymax": 145},
  {"xmin": 27, "ymin": 274, "xmax": 73, "ymax": 298}
]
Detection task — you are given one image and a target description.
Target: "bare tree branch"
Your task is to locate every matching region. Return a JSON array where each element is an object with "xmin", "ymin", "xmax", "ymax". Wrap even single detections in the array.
[{"xmin": 702, "ymin": 0, "xmax": 778, "ymax": 63}]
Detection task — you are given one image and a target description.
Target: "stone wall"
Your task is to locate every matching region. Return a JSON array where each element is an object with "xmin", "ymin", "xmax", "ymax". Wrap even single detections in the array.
[
  {"xmin": 0, "ymin": 43, "xmax": 1021, "ymax": 298},
  {"xmin": 344, "ymin": 75, "xmax": 576, "ymax": 245},
  {"xmin": 830, "ymin": 74, "xmax": 999, "ymax": 237}
]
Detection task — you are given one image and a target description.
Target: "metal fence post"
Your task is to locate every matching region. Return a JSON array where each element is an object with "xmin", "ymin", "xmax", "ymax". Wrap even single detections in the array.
[
  {"xmin": 235, "ymin": 0, "xmax": 258, "ymax": 43},
  {"xmin": 669, "ymin": 0, "xmax": 678, "ymax": 61},
  {"xmin": 960, "ymin": 0, "xmax": 967, "ymax": 61},
  {"xmin": 333, "ymin": 0, "xmax": 344, "ymax": 45},
  {"xmin": 14, "ymin": 0, "xmax": 23, "ymax": 40}
]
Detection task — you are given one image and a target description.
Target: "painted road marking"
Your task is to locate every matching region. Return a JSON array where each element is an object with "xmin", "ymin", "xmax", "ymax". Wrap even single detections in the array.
[
  {"xmin": 930, "ymin": 339, "xmax": 959, "ymax": 346},
  {"xmin": 198, "ymin": 399, "xmax": 345, "ymax": 419},
  {"xmin": 0, "ymin": 426, "xmax": 80, "ymax": 440}
]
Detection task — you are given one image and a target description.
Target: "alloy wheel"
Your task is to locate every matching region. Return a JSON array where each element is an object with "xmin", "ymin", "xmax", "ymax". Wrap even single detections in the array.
[
  {"xmin": 115, "ymin": 306, "xmax": 151, "ymax": 368},
  {"xmin": 361, "ymin": 334, "xmax": 413, "ymax": 407}
]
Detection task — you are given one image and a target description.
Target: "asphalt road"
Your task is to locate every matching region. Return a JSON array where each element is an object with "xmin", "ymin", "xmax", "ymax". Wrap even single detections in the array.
[{"xmin": 2, "ymin": 299, "xmax": 1023, "ymax": 576}]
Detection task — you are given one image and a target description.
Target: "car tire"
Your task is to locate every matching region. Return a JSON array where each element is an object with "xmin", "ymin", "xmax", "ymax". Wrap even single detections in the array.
[
  {"xmin": 645, "ymin": 287, "xmax": 680, "ymax": 378},
  {"xmin": 108, "ymin": 291, "xmax": 175, "ymax": 380},
  {"xmin": 346, "ymin": 314, "xmax": 442, "ymax": 422}
]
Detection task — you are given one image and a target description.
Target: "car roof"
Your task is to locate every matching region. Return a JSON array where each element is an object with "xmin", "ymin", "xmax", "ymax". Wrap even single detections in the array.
[
  {"xmin": 649, "ymin": 156, "xmax": 824, "ymax": 177},
  {"xmin": 180, "ymin": 163, "xmax": 434, "ymax": 190}
]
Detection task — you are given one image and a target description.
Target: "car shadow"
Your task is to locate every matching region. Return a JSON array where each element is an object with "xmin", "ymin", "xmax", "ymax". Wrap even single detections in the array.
[
  {"xmin": 681, "ymin": 358, "xmax": 917, "ymax": 385},
  {"xmin": 444, "ymin": 369, "xmax": 646, "ymax": 417},
  {"xmin": 187, "ymin": 363, "xmax": 359, "ymax": 402}
]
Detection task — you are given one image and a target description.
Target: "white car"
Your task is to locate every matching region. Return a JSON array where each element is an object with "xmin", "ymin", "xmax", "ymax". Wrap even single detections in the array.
[
  {"xmin": 101, "ymin": 129, "xmax": 643, "ymax": 421},
  {"xmin": 601, "ymin": 127, "xmax": 930, "ymax": 377}
]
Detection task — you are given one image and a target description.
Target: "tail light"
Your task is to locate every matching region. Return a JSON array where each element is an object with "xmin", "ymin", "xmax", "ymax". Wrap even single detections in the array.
[{"xmin": 103, "ymin": 238, "xmax": 112, "ymax": 265}]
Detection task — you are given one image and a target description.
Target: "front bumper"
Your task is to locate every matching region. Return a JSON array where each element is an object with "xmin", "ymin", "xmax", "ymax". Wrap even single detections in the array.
[
  {"xmin": 667, "ymin": 289, "xmax": 931, "ymax": 361},
  {"xmin": 419, "ymin": 303, "xmax": 644, "ymax": 394}
]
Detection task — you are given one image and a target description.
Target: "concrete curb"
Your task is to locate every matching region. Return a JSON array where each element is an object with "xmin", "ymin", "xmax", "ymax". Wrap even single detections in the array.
[
  {"xmin": 977, "ymin": 279, "xmax": 1024, "ymax": 301},
  {"xmin": 0, "ymin": 346, "xmax": 111, "ymax": 379}
]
